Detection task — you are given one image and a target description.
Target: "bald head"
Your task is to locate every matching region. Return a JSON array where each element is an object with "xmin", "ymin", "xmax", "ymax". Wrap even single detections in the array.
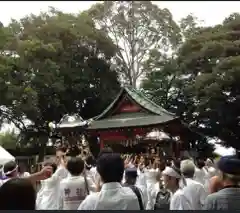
[{"xmin": 180, "ymin": 159, "xmax": 195, "ymax": 178}]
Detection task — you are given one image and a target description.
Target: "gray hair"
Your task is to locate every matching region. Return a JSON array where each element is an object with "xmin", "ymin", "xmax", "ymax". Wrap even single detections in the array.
[{"xmin": 180, "ymin": 159, "xmax": 195, "ymax": 178}]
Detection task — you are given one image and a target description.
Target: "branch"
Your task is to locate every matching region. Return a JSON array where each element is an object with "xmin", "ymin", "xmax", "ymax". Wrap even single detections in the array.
[
  {"xmin": 165, "ymin": 74, "xmax": 177, "ymax": 104},
  {"xmin": 0, "ymin": 109, "xmax": 27, "ymax": 131}
]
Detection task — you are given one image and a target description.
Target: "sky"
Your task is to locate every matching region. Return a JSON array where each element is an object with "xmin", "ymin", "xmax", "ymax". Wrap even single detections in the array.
[
  {"xmin": 1, "ymin": 1, "xmax": 240, "ymax": 26},
  {"xmin": 214, "ymin": 144, "xmax": 235, "ymax": 156},
  {"xmin": 0, "ymin": 1, "xmax": 238, "ymax": 155}
]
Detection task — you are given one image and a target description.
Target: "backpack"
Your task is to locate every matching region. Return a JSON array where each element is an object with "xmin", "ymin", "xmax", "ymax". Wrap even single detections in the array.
[{"xmin": 154, "ymin": 188, "xmax": 171, "ymax": 210}]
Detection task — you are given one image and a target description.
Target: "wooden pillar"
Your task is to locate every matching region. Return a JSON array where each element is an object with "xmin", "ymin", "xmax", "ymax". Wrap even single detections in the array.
[
  {"xmin": 157, "ymin": 147, "xmax": 160, "ymax": 156},
  {"xmin": 100, "ymin": 137, "xmax": 104, "ymax": 150}
]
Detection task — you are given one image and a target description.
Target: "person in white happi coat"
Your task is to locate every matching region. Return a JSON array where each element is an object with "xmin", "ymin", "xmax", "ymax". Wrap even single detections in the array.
[
  {"xmin": 36, "ymin": 158, "xmax": 68, "ymax": 210},
  {"xmin": 90, "ymin": 165, "xmax": 98, "ymax": 182},
  {"xmin": 122, "ymin": 156, "xmax": 146, "ymax": 187},
  {"xmin": 194, "ymin": 159, "xmax": 208, "ymax": 186},
  {"xmin": 147, "ymin": 160, "xmax": 167, "ymax": 210},
  {"xmin": 143, "ymin": 158, "xmax": 158, "ymax": 207},
  {"xmin": 162, "ymin": 165, "xmax": 191, "ymax": 210},
  {"xmin": 59, "ymin": 157, "xmax": 96, "ymax": 210},
  {"xmin": 87, "ymin": 156, "xmax": 98, "ymax": 184},
  {"xmin": 136, "ymin": 164, "xmax": 148, "ymax": 200},
  {"xmin": 204, "ymin": 158, "xmax": 217, "ymax": 192},
  {"xmin": 84, "ymin": 156, "xmax": 98, "ymax": 191},
  {"xmin": 180, "ymin": 159, "xmax": 208, "ymax": 209},
  {"xmin": 78, "ymin": 153, "xmax": 140, "ymax": 210},
  {"xmin": 55, "ymin": 147, "xmax": 69, "ymax": 178},
  {"xmin": 136, "ymin": 162, "xmax": 147, "ymax": 187},
  {"xmin": 144, "ymin": 159, "xmax": 159, "ymax": 190}
]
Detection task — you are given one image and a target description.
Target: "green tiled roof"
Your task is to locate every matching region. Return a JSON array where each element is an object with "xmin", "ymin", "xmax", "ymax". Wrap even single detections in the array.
[
  {"xmin": 96, "ymin": 86, "xmax": 176, "ymax": 119},
  {"xmin": 125, "ymin": 87, "xmax": 175, "ymax": 117},
  {"xmin": 88, "ymin": 87, "xmax": 178, "ymax": 130},
  {"xmin": 88, "ymin": 112, "xmax": 175, "ymax": 130}
]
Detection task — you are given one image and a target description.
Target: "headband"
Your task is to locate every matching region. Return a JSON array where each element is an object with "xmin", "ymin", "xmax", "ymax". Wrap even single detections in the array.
[
  {"xmin": 2, "ymin": 165, "xmax": 18, "ymax": 176},
  {"xmin": 85, "ymin": 162, "xmax": 91, "ymax": 168}
]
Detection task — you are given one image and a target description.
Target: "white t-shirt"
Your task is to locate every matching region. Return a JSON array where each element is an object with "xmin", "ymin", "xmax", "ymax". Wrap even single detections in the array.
[
  {"xmin": 180, "ymin": 178, "xmax": 208, "ymax": 210},
  {"xmin": 194, "ymin": 167, "xmax": 207, "ymax": 185},
  {"xmin": 36, "ymin": 165, "xmax": 68, "ymax": 210},
  {"xmin": 170, "ymin": 189, "xmax": 191, "ymax": 210}
]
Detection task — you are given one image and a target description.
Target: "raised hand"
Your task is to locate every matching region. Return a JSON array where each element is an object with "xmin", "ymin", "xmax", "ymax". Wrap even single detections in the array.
[{"xmin": 39, "ymin": 166, "xmax": 53, "ymax": 180}]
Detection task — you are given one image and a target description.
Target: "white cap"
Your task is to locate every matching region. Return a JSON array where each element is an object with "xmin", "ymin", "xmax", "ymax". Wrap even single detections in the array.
[
  {"xmin": 180, "ymin": 159, "xmax": 195, "ymax": 173},
  {"xmin": 162, "ymin": 166, "xmax": 181, "ymax": 179}
]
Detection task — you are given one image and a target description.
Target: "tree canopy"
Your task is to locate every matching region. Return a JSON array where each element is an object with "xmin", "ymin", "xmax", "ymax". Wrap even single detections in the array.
[
  {"xmin": 0, "ymin": 131, "xmax": 18, "ymax": 149},
  {"xmin": 143, "ymin": 13, "xmax": 240, "ymax": 149},
  {"xmin": 142, "ymin": 14, "xmax": 203, "ymax": 113},
  {"xmin": 87, "ymin": 1, "xmax": 182, "ymax": 88},
  {"xmin": 0, "ymin": 8, "xmax": 120, "ymax": 156}
]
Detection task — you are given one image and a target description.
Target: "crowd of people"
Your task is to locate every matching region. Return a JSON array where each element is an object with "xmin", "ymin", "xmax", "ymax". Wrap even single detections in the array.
[{"xmin": 0, "ymin": 146, "xmax": 239, "ymax": 210}]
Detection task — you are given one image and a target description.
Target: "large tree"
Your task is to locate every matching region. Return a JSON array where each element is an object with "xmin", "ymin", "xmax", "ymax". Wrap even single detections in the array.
[
  {"xmin": 141, "ymin": 14, "xmax": 204, "ymax": 112},
  {"xmin": 87, "ymin": 1, "xmax": 182, "ymax": 88},
  {"xmin": 141, "ymin": 14, "xmax": 223, "ymax": 154},
  {"xmin": 145, "ymin": 12, "xmax": 240, "ymax": 149},
  {"xmin": 0, "ymin": 8, "xmax": 120, "ymax": 159},
  {"xmin": 177, "ymin": 13, "xmax": 240, "ymax": 149}
]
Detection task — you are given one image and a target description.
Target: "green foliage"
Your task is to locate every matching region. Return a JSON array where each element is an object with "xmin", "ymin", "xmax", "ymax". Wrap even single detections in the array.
[
  {"xmin": 176, "ymin": 13, "xmax": 240, "ymax": 149},
  {"xmin": 143, "ymin": 12, "xmax": 240, "ymax": 149},
  {"xmin": 141, "ymin": 14, "xmax": 204, "ymax": 113},
  {"xmin": 0, "ymin": 8, "xmax": 120, "ymax": 150},
  {"xmin": 179, "ymin": 14, "xmax": 204, "ymax": 41},
  {"xmin": 87, "ymin": 1, "xmax": 182, "ymax": 87},
  {"xmin": 0, "ymin": 131, "xmax": 18, "ymax": 149},
  {"xmin": 142, "ymin": 58, "xmax": 181, "ymax": 111}
]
